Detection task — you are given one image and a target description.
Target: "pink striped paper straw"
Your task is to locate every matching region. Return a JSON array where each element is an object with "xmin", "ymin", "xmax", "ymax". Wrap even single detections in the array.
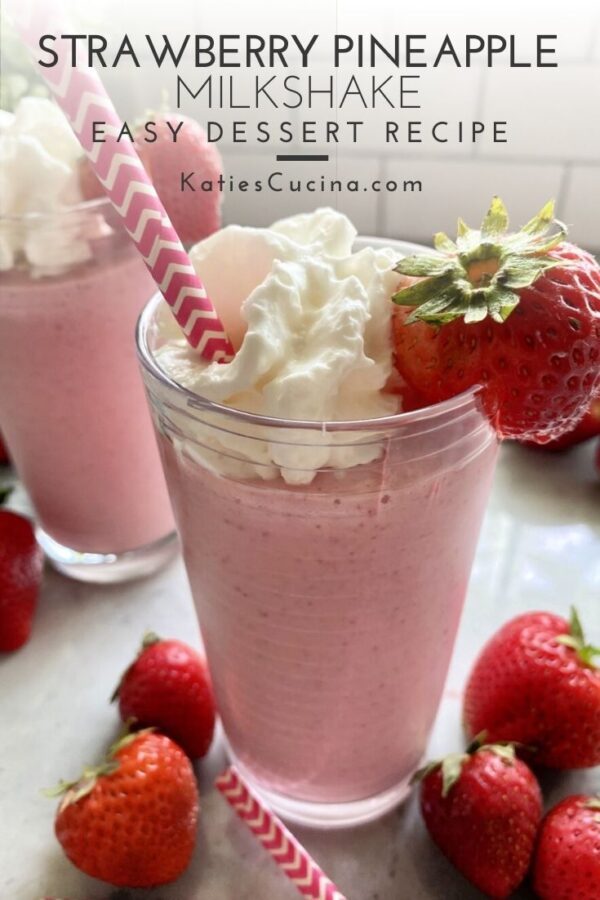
[
  {"xmin": 7, "ymin": 1, "xmax": 233, "ymax": 363},
  {"xmin": 216, "ymin": 766, "xmax": 348, "ymax": 900}
]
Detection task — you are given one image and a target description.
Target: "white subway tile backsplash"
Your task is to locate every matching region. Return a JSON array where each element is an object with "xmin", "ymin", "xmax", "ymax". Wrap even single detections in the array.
[
  {"xmin": 381, "ymin": 158, "xmax": 563, "ymax": 245},
  {"xmin": 562, "ymin": 166, "xmax": 600, "ymax": 250},
  {"xmin": 221, "ymin": 153, "xmax": 382, "ymax": 235},
  {"xmin": 480, "ymin": 64, "xmax": 600, "ymax": 162}
]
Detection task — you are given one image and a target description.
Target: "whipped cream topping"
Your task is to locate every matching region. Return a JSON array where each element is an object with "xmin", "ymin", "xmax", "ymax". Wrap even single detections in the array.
[
  {"xmin": 0, "ymin": 97, "xmax": 91, "ymax": 275},
  {"xmin": 155, "ymin": 209, "xmax": 403, "ymax": 484}
]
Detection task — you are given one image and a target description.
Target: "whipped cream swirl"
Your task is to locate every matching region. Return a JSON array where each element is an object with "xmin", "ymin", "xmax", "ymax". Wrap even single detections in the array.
[
  {"xmin": 0, "ymin": 97, "xmax": 90, "ymax": 275},
  {"xmin": 155, "ymin": 209, "xmax": 403, "ymax": 484}
]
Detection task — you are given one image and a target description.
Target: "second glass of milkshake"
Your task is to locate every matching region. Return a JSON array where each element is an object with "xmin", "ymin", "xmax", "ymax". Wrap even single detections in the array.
[
  {"xmin": 0, "ymin": 97, "xmax": 175, "ymax": 581},
  {"xmin": 137, "ymin": 209, "xmax": 498, "ymax": 826}
]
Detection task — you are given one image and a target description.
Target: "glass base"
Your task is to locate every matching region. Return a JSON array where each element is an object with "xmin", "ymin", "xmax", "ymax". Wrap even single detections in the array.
[
  {"xmin": 226, "ymin": 744, "xmax": 418, "ymax": 829},
  {"xmin": 36, "ymin": 527, "xmax": 179, "ymax": 584}
]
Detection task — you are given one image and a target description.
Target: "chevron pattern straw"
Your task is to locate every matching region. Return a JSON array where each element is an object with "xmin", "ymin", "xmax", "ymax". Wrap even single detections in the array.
[
  {"xmin": 216, "ymin": 766, "xmax": 347, "ymax": 900},
  {"xmin": 8, "ymin": 0, "xmax": 233, "ymax": 362}
]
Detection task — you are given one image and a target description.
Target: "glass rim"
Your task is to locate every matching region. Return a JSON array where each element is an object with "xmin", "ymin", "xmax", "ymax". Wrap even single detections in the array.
[
  {"xmin": 136, "ymin": 291, "xmax": 483, "ymax": 434},
  {"xmin": 0, "ymin": 195, "xmax": 111, "ymax": 223}
]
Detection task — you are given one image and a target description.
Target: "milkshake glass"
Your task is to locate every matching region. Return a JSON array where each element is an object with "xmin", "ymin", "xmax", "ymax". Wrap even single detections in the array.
[
  {"xmin": 137, "ymin": 238, "xmax": 499, "ymax": 827},
  {"xmin": 0, "ymin": 199, "xmax": 176, "ymax": 581}
]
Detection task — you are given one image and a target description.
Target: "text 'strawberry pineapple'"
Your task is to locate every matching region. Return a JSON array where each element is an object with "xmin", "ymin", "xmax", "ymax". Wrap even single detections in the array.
[{"xmin": 392, "ymin": 198, "xmax": 600, "ymax": 443}]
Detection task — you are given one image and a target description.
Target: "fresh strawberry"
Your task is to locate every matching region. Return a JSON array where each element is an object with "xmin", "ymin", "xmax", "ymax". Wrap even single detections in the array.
[
  {"xmin": 113, "ymin": 633, "xmax": 216, "ymax": 759},
  {"xmin": 392, "ymin": 198, "xmax": 600, "ymax": 443},
  {"xmin": 464, "ymin": 608, "xmax": 600, "ymax": 768},
  {"xmin": 523, "ymin": 397, "xmax": 600, "ymax": 450},
  {"xmin": 418, "ymin": 739, "xmax": 542, "ymax": 898},
  {"xmin": 52, "ymin": 730, "xmax": 199, "ymax": 887},
  {"xmin": 0, "ymin": 432, "xmax": 9, "ymax": 465},
  {"xmin": 135, "ymin": 114, "xmax": 222, "ymax": 245},
  {"xmin": 0, "ymin": 502, "xmax": 43, "ymax": 652},
  {"xmin": 533, "ymin": 794, "xmax": 600, "ymax": 900},
  {"xmin": 596, "ymin": 438, "xmax": 600, "ymax": 474}
]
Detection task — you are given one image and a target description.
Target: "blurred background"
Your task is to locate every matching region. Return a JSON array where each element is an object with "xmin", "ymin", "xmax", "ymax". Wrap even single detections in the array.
[{"xmin": 2, "ymin": 0, "xmax": 599, "ymax": 249}]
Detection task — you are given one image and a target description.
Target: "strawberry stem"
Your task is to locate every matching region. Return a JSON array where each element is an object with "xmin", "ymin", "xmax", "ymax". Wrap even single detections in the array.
[
  {"xmin": 556, "ymin": 606, "xmax": 600, "ymax": 669},
  {"xmin": 392, "ymin": 197, "xmax": 568, "ymax": 326},
  {"xmin": 413, "ymin": 737, "xmax": 516, "ymax": 798}
]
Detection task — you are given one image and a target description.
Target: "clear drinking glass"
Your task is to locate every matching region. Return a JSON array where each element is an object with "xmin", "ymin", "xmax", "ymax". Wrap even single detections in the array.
[
  {"xmin": 136, "ymin": 238, "xmax": 499, "ymax": 827},
  {"xmin": 0, "ymin": 199, "xmax": 176, "ymax": 582}
]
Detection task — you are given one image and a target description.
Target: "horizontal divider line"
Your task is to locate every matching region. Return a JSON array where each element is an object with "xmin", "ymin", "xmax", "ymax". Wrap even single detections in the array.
[{"xmin": 275, "ymin": 154, "xmax": 330, "ymax": 161}]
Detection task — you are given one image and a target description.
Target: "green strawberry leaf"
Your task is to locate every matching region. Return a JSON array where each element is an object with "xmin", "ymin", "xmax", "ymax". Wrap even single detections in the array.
[
  {"xmin": 457, "ymin": 217, "xmax": 470, "ymax": 238},
  {"xmin": 481, "ymin": 196, "xmax": 509, "ymax": 240},
  {"xmin": 487, "ymin": 286, "xmax": 520, "ymax": 322},
  {"xmin": 570, "ymin": 606, "xmax": 585, "ymax": 643},
  {"xmin": 521, "ymin": 199, "xmax": 556, "ymax": 235},
  {"xmin": 391, "ymin": 197, "xmax": 568, "ymax": 325},
  {"xmin": 394, "ymin": 255, "xmax": 456, "ymax": 278},
  {"xmin": 405, "ymin": 287, "xmax": 464, "ymax": 324},
  {"xmin": 483, "ymin": 743, "xmax": 516, "ymax": 764},
  {"xmin": 555, "ymin": 606, "xmax": 599, "ymax": 669},
  {"xmin": 392, "ymin": 271, "xmax": 455, "ymax": 307},
  {"xmin": 433, "ymin": 232, "xmax": 457, "ymax": 254},
  {"xmin": 43, "ymin": 762, "xmax": 119, "ymax": 806},
  {"xmin": 441, "ymin": 753, "xmax": 469, "ymax": 797}
]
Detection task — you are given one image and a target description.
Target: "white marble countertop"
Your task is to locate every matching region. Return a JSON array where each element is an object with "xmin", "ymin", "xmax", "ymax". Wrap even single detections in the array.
[{"xmin": 1, "ymin": 442, "xmax": 599, "ymax": 900}]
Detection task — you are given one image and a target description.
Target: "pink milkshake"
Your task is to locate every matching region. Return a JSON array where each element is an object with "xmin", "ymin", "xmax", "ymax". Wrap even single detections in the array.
[
  {"xmin": 137, "ymin": 212, "xmax": 499, "ymax": 825},
  {"xmin": 0, "ymin": 202, "xmax": 176, "ymax": 579},
  {"xmin": 0, "ymin": 97, "xmax": 175, "ymax": 580}
]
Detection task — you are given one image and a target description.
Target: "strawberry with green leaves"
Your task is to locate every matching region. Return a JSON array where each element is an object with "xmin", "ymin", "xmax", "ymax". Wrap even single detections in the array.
[
  {"xmin": 392, "ymin": 198, "xmax": 600, "ymax": 443},
  {"xmin": 417, "ymin": 738, "xmax": 542, "ymax": 899},
  {"xmin": 464, "ymin": 608, "xmax": 600, "ymax": 768},
  {"xmin": 112, "ymin": 632, "xmax": 216, "ymax": 759},
  {"xmin": 533, "ymin": 794, "xmax": 600, "ymax": 900},
  {"xmin": 51, "ymin": 730, "xmax": 199, "ymax": 888}
]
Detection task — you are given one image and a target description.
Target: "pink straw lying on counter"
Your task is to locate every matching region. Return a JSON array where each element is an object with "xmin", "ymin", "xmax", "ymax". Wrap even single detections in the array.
[
  {"xmin": 216, "ymin": 766, "xmax": 348, "ymax": 900},
  {"xmin": 7, "ymin": 0, "xmax": 233, "ymax": 362}
]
